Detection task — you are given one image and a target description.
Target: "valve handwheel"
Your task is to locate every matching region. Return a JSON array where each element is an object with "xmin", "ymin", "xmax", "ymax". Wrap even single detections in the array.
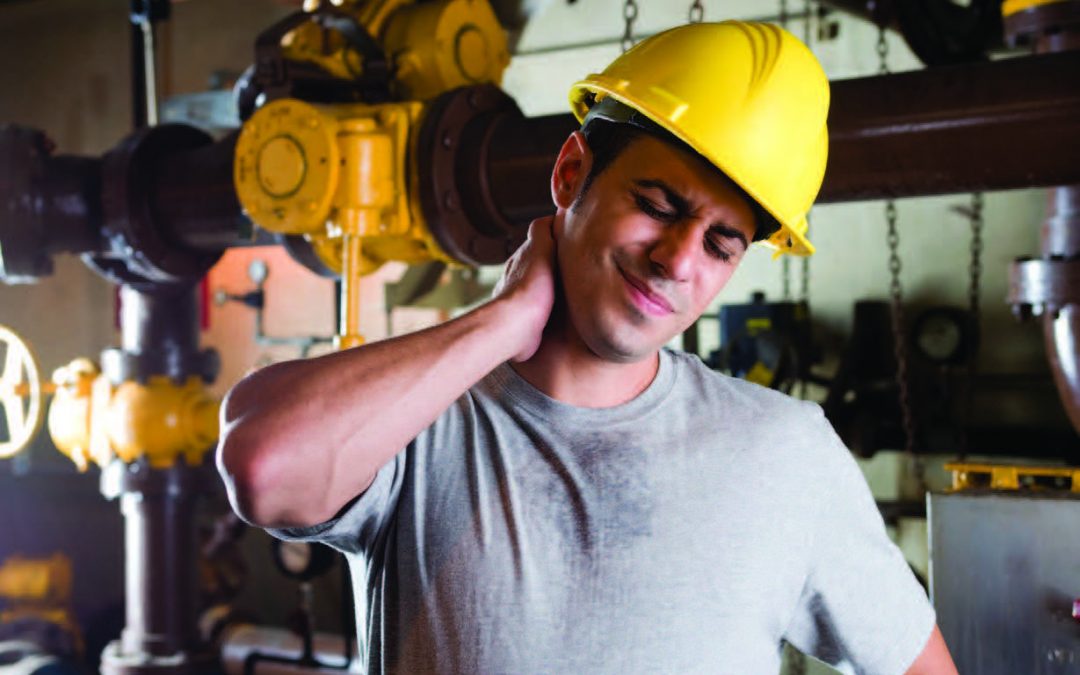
[{"xmin": 0, "ymin": 325, "xmax": 44, "ymax": 459}]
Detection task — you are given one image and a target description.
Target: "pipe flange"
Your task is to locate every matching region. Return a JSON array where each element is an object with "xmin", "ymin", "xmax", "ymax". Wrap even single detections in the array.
[
  {"xmin": 100, "ymin": 347, "xmax": 221, "ymax": 387},
  {"xmin": 1008, "ymin": 255, "xmax": 1080, "ymax": 318},
  {"xmin": 0, "ymin": 127, "xmax": 53, "ymax": 281},
  {"xmin": 417, "ymin": 84, "xmax": 526, "ymax": 266},
  {"xmin": 100, "ymin": 457, "xmax": 217, "ymax": 501},
  {"xmin": 91, "ymin": 125, "xmax": 223, "ymax": 285}
]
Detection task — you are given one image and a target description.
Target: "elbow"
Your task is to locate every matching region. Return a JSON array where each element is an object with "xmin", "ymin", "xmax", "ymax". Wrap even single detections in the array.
[
  {"xmin": 216, "ymin": 381, "xmax": 288, "ymax": 527},
  {"xmin": 216, "ymin": 421, "xmax": 276, "ymax": 527}
]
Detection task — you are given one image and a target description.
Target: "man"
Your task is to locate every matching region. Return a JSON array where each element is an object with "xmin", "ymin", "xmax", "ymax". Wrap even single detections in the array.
[{"xmin": 218, "ymin": 21, "xmax": 957, "ymax": 674}]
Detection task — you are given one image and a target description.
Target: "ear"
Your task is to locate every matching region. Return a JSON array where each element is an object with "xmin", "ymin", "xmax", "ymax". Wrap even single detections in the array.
[{"xmin": 550, "ymin": 130, "xmax": 591, "ymax": 211}]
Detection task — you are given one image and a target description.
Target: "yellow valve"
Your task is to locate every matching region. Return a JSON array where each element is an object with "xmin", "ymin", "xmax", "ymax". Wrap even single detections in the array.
[
  {"xmin": 48, "ymin": 362, "xmax": 220, "ymax": 471},
  {"xmin": 283, "ymin": 0, "xmax": 508, "ymax": 101},
  {"xmin": 108, "ymin": 377, "xmax": 220, "ymax": 468},
  {"xmin": 240, "ymin": 0, "xmax": 509, "ymax": 347},
  {"xmin": 0, "ymin": 554, "xmax": 72, "ymax": 605},
  {"xmin": 236, "ymin": 98, "xmax": 456, "ymax": 347},
  {"xmin": 0, "ymin": 324, "xmax": 46, "ymax": 459},
  {"xmin": 236, "ymin": 98, "xmax": 451, "ymax": 270},
  {"xmin": 47, "ymin": 358, "xmax": 98, "ymax": 472}
]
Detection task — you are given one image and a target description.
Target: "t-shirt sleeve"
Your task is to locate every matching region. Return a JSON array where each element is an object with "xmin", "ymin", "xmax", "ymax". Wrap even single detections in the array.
[
  {"xmin": 266, "ymin": 449, "xmax": 406, "ymax": 555},
  {"xmin": 782, "ymin": 411, "xmax": 936, "ymax": 675}
]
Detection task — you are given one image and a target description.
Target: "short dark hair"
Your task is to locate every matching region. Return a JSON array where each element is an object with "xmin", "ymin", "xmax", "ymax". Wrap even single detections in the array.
[{"xmin": 575, "ymin": 117, "xmax": 780, "ymax": 244}]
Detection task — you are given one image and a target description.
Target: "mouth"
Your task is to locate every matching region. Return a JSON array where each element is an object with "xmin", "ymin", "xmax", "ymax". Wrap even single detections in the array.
[{"xmin": 617, "ymin": 265, "xmax": 675, "ymax": 317}]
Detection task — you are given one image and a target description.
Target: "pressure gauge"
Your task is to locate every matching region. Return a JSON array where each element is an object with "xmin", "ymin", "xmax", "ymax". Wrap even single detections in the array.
[
  {"xmin": 270, "ymin": 540, "xmax": 336, "ymax": 582},
  {"xmin": 911, "ymin": 307, "xmax": 977, "ymax": 365}
]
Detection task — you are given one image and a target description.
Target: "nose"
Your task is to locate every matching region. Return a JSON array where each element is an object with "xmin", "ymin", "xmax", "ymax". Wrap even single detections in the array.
[{"xmin": 648, "ymin": 222, "xmax": 699, "ymax": 282}]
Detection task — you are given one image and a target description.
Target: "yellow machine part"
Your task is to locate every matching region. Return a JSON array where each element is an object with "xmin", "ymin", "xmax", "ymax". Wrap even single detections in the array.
[
  {"xmin": 0, "ymin": 554, "xmax": 72, "ymax": 605},
  {"xmin": 946, "ymin": 462, "xmax": 1080, "ymax": 493},
  {"xmin": 48, "ymin": 359, "xmax": 219, "ymax": 471},
  {"xmin": 283, "ymin": 0, "xmax": 508, "ymax": 101},
  {"xmin": 1002, "ymin": 0, "xmax": 1073, "ymax": 16},
  {"xmin": 235, "ymin": 97, "xmax": 455, "ymax": 274},
  {"xmin": 382, "ymin": 0, "xmax": 510, "ymax": 100}
]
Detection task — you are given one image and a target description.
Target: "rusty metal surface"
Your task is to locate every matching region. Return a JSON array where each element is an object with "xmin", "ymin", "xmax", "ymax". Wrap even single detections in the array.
[
  {"xmin": 819, "ymin": 49, "xmax": 1080, "ymax": 202},
  {"xmin": 152, "ymin": 131, "xmax": 249, "ymax": 254},
  {"xmin": 99, "ymin": 458, "xmax": 218, "ymax": 675},
  {"xmin": 5, "ymin": 50, "xmax": 1080, "ymax": 285},
  {"xmin": 0, "ymin": 126, "xmax": 101, "ymax": 282},
  {"xmin": 416, "ymin": 85, "xmax": 530, "ymax": 266},
  {"xmin": 480, "ymin": 50, "xmax": 1080, "ymax": 221}
]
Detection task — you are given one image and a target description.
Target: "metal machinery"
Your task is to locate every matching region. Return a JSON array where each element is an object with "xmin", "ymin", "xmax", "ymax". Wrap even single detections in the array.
[
  {"xmin": 0, "ymin": 553, "xmax": 83, "ymax": 673},
  {"xmin": 929, "ymin": 463, "xmax": 1080, "ymax": 673},
  {"xmin": 1004, "ymin": 0, "xmax": 1080, "ymax": 434},
  {"xmin": 0, "ymin": 0, "xmax": 1079, "ymax": 672}
]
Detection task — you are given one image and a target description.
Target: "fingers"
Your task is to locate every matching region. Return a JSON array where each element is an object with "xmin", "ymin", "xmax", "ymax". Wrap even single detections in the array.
[{"xmin": 527, "ymin": 215, "xmax": 555, "ymax": 249}]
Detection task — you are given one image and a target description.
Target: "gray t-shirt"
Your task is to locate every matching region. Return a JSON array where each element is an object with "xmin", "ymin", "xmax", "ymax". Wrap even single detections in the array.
[{"xmin": 272, "ymin": 348, "xmax": 934, "ymax": 675}]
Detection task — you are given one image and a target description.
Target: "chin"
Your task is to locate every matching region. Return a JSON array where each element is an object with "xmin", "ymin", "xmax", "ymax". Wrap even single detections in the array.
[{"xmin": 583, "ymin": 322, "xmax": 667, "ymax": 364}]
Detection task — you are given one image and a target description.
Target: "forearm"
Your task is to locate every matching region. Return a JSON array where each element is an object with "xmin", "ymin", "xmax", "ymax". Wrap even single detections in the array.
[{"xmin": 217, "ymin": 299, "xmax": 526, "ymax": 528}]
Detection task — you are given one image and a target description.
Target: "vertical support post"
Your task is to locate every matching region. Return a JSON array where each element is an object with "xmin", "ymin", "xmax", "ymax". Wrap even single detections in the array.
[{"xmin": 99, "ymin": 284, "xmax": 218, "ymax": 675}]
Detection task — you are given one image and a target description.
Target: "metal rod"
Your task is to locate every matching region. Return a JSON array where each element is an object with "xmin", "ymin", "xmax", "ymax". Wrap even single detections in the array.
[{"xmin": 141, "ymin": 20, "xmax": 159, "ymax": 126}]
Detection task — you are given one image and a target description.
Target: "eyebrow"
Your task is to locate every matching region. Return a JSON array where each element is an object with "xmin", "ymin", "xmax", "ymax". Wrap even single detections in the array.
[{"xmin": 632, "ymin": 178, "xmax": 749, "ymax": 251}]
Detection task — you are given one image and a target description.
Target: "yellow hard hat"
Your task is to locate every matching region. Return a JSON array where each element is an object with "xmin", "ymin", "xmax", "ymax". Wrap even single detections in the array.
[{"xmin": 569, "ymin": 21, "xmax": 829, "ymax": 257}]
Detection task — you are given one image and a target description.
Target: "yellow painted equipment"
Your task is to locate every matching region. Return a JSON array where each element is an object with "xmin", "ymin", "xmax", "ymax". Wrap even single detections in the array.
[
  {"xmin": 1002, "ymin": 0, "xmax": 1074, "ymax": 16},
  {"xmin": 48, "ymin": 358, "xmax": 219, "ymax": 471},
  {"xmin": 285, "ymin": 0, "xmax": 508, "ymax": 101},
  {"xmin": 0, "ymin": 554, "xmax": 84, "ymax": 657},
  {"xmin": 570, "ymin": 21, "xmax": 830, "ymax": 257},
  {"xmin": 0, "ymin": 554, "xmax": 72, "ymax": 605},
  {"xmin": 380, "ymin": 0, "xmax": 509, "ymax": 100},
  {"xmin": 945, "ymin": 462, "xmax": 1080, "ymax": 493},
  {"xmin": 236, "ymin": 99, "xmax": 448, "ymax": 347},
  {"xmin": 236, "ymin": 0, "xmax": 509, "ymax": 347}
]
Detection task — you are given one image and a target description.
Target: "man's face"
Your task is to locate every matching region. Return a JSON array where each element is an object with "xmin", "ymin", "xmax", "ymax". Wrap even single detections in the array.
[{"xmin": 553, "ymin": 132, "xmax": 757, "ymax": 363}]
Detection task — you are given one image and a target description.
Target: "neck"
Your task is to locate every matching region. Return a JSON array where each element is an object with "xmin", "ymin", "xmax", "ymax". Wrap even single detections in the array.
[{"xmin": 509, "ymin": 301, "xmax": 660, "ymax": 408}]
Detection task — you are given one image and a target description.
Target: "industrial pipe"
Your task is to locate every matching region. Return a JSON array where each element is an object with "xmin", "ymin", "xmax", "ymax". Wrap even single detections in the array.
[
  {"xmin": 452, "ymin": 50, "xmax": 1080, "ymax": 241},
  {"xmin": 1005, "ymin": 0, "xmax": 1080, "ymax": 434}
]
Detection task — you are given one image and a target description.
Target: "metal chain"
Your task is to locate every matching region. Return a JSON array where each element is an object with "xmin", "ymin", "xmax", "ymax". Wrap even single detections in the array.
[
  {"xmin": 959, "ymin": 191, "xmax": 984, "ymax": 456},
  {"xmin": 621, "ymin": 0, "xmax": 639, "ymax": 53},
  {"xmin": 799, "ymin": 0, "xmax": 814, "ymax": 303},
  {"xmin": 877, "ymin": 25, "xmax": 890, "ymax": 75},
  {"xmin": 877, "ymin": 26, "xmax": 916, "ymax": 455},
  {"xmin": 968, "ymin": 192, "xmax": 984, "ymax": 323},
  {"xmin": 688, "ymin": 0, "xmax": 704, "ymax": 23},
  {"xmin": 778, "ymin": 0, "xmax": 791, "ymax": 300},
  {"xmin": 885, "ymin": 201, "xmax": 915, "ymax": 455}
]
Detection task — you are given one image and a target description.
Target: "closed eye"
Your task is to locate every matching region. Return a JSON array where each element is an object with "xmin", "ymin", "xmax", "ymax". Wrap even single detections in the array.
[
  {"xmin": 632, "ymin": 192, "xmax": 676, "ymax": 222},
  {"xmin": 705, "ymin": 236, "xmax": 733, "ymax": 262}
]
